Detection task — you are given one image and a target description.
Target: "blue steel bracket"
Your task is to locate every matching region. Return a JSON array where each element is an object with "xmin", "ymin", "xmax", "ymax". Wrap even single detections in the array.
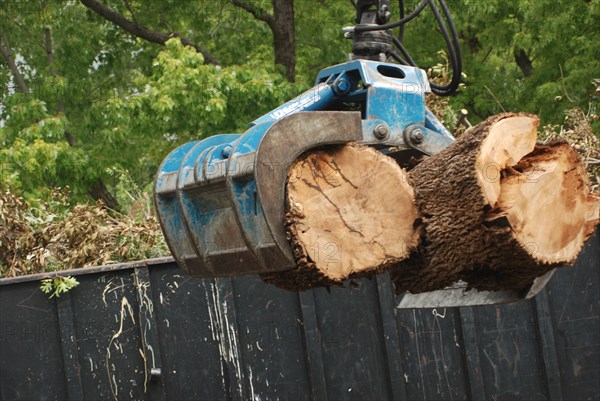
[
  {"xmin": 403, "ymin": 124, "xmax": 454, "ymax": 156},
  {"xmin": 316, "ymin": 60, "xmax": 455, "ymax": 151}
]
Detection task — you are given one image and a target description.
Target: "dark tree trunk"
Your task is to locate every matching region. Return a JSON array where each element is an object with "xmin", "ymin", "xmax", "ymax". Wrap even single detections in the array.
[
  {"xmin": 0, "ymin": 33, "xmax": 29, "ymax": 93},
  {"xmin": 514, "ymin": 48, "xmax": 534, "ymax": 77},
  {"xmin": 231, "ymin": 0, "xmax": 296, "ymax": 82},
  {"xmin": 272, "ymin": 0, "xmax": 296, "ymax": 82},
  {"xmin": 89, "ymin": 179, "xmax": 119, "ymax": 210}
]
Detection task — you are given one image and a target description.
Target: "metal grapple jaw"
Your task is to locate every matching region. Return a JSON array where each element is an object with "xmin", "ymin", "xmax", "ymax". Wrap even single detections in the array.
[
  {"xmin": 155, "ymin": 111, "xmax": 362, "ymax": 277},
  {"xmin": 154, "ymin": 60, "xmax": 554, "ymax": 308}
]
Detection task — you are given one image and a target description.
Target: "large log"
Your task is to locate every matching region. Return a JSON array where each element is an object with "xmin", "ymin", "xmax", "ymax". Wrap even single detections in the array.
[
  {"xmin": 263, "ymin": 113, "xmax": 598, "ymax": 293},
  {"xmin": 261, "ymin": 144, "xmax": 420, "ymax": 291},
  {"xmin": 391, "ymin": 113, "xmax": 600, "ymax": 293}
]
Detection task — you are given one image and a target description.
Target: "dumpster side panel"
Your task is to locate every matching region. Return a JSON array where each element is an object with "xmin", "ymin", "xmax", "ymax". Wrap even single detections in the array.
[
  {"xmin": 0, "ymin": 231, "xmax": 597, "ymax": 401},
  {"xmin": 0, "ymin": 283, "xmax": 67, "ymax": 401}
]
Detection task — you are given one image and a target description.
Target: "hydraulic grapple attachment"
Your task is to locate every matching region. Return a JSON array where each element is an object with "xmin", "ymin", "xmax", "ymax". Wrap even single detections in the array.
[
  {"xmin": 155, "ymin": 61, "xmax": 450, "ymax": 277},
  {"xmin": 154, "ymin": 59, "xmax": 557, "ymax": 307}
]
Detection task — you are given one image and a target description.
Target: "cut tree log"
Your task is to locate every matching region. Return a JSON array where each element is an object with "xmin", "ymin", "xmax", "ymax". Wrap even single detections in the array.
[
  {"xmin": 263, "ymin": 113, "xmax": 598, "ymax": 294},
  {"xmin": 391, "ymin": 113, "xmax": 600, "ymax": 294},
  {"xmin": 261, "ymin": 144, "xmax": 420, "ymax": 291}
]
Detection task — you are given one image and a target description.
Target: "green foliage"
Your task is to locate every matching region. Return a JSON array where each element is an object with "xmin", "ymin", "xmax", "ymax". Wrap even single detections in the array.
[
  {"xmin": 1, "ymin": 0, "xmax": 598, "ymax": 277},
  {"xmin": 40, "ymin": 276, "xmax": 80, "ymax": 299},
  {"xmin": 1, "ymin": 0, "xmax": 593, "ymax": 205},
  {"xmin": 90, "ymin": 38, "xmax": 302, "ymax": 177},
  {"xmin": 444, "ymin": 0, "xmax": 600, "ymax": 124}
]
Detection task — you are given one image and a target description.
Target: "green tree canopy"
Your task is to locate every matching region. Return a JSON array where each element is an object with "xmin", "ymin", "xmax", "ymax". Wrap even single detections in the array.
[{"xmin": 0, "ymin": 0, "xmax": 597, "ymax": 207}]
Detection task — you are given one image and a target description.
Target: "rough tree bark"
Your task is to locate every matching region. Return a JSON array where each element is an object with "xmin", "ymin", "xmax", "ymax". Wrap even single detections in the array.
[
  {"xmin": 514, "ymin": 48, "xmax": 534, "ymax": 77},
  {"xmin": 231, "ymin": 0, "xmax": 296, "ymax": 82},
  {"xmin": 0, "ymin": 33, "xmax": 29, "ymax": 93},
  {"xmin": 272, "ymin": 0, "xmax": 296, "ymax": 82},
  {"xmin": 391, "ymin": 113, "xmax": 599, "ymax": 293},
  {"xmin": 270, "ymin": 114, "xmax": 599, "ymax": 293}
]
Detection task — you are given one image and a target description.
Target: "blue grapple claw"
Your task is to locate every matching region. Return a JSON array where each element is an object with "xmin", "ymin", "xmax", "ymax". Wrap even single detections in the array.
[{"xmin": 155, "ymin": 60, "xmax": 453, "ymax": 277}]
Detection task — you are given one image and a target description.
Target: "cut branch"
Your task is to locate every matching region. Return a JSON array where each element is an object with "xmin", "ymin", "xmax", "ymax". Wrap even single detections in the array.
[{"xmin": 79, "ymin": 0, "xmax": 219, "ymax": 65}]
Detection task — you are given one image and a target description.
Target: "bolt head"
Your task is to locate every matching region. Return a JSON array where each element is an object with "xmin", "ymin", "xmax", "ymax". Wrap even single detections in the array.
[
  {"xmin": 410, "ymin": 129, "xmax": 425, "ymax": 143},
  {"xmin": 222, "ymin": 145, "xmax": 233, "ymax": 158},
  {"xmin": 373, "ymin": 124, "xmax": 389, "ymax": 139},
  {"xmin": 335, "ymin": 79, "xmax": 351, "ymax": 94}
]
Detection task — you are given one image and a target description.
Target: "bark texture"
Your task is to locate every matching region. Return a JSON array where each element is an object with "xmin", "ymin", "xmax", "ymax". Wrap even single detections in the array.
[
  {"xmin": 391, "ymin": 113, "xmax": 599, "ymax": 294},
  {"xmin": 272, "ymin": 0, "xmax": 296, "ymax": 82},
  {"xmin": 0, "ymin": 33, "xmax": 29, "ymax": 93},
  {"xmin": 264, "ymin": 113, "xmax": 598, "ymax": 294}
]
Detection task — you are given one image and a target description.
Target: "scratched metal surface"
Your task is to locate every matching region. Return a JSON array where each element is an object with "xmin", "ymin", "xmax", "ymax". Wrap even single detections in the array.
[{"xmin": 0, "ymin": 231, "xmax": 597, "ymax": 401}]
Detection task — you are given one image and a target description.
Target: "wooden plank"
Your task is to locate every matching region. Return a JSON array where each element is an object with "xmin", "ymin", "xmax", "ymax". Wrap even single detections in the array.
[
  {"xmin": 57, "ymin": 293, "xmax": 84, "ymax": 401},
  {"xmin": 375, "ymin": 275, "xmax": 409, "ymax": 401},
  {"xmin": 299, "ymin": 290, "xmax": 329, "ymax": 401},
  {"xmin": 395, "ymin": 306, "xmax": 469, "ymax": 400},
  {"xmin": 72, "ymin": 270, "xmax": 147, "ymax": 400},
  {"xmin": 133, "ymin": 267, "xmax": 167, "ymax": 401},
  {"xmin": 213, "ymin": 277, "xmax": 249, "ymax": 401},
  {"xmin": 533, "ymin": 288, "xmax": 563, "ymax": 401},
  {"xmin": 311, "ymin": 279, "xmax": 392, "ymax": 400},
  {"xmin": 146, "ymin": 266, "xmax": 229, "ymax": 401},
  {"xmin": 230, "ymin": 275, "xmax": 311, "ymax": 400},
  {"xmin": 545, "ymin": 232, "xmax": 599, "ymax": 401},
  {"xmin": 458, "ymin": 307, "xmax": 487, "ymax": 401},
  {"xmin": 473, "ymin": 302, "xmax": 549, "ymax": 400}
]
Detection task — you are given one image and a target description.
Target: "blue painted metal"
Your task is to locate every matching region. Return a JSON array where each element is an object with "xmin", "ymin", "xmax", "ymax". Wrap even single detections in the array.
[
  {"xmin": 250, "ymin": 83, "xmax": 337, "ymax": 127},
  {"xmin": 155, "ymin": 60, "xmax": 456, "ymax": 277}
]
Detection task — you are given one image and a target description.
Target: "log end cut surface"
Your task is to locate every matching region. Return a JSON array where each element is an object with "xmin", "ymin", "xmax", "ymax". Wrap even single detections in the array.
[
  {"xmin": 493, "ymin": 142, "xmax": 599, "ymax": 263},
  {"xmin": 392, "ymin": 113, "xmax": 600, "ymax": 294},
  {"xmin": 263, "ymin": 144, "xmax": 420, "ymax": 291}
]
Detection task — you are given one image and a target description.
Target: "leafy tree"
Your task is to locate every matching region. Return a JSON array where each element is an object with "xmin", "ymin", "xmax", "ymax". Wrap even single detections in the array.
[
  {"xmin": 1, "ymin": 0, "xmax": 597, "ymax": 209},
  {"xmin": 420, "ymin": 0, "xmax": 599, "ymax": 124},
  {"xmin": 90, "ymin": 37, "xmax": 302, "ymax": 182}
]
